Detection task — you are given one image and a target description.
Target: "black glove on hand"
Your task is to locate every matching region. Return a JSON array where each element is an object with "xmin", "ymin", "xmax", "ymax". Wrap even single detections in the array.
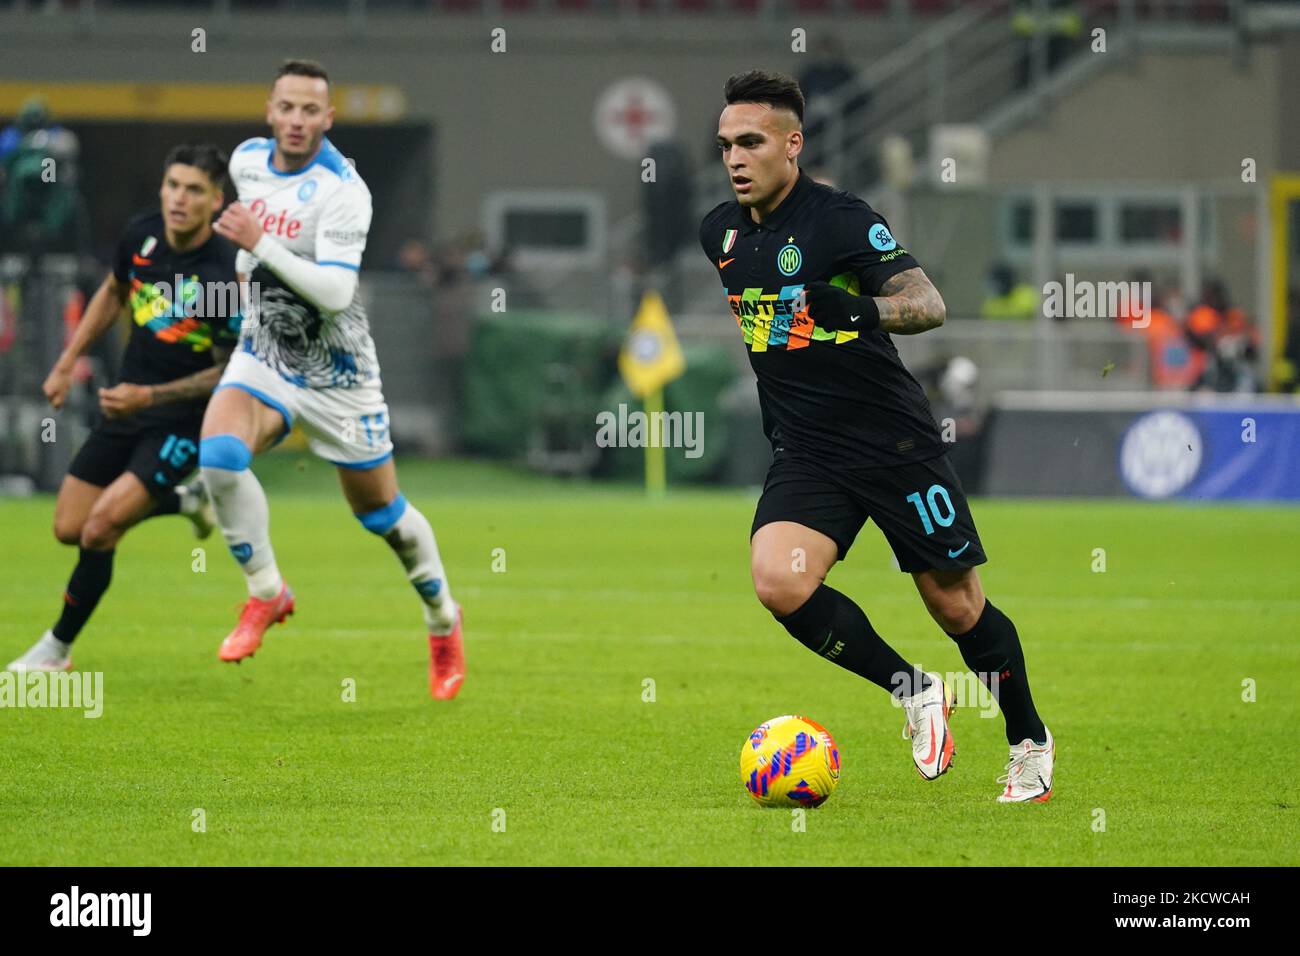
[{"xmin": 800, "ymin": 281, "xmax": 881, "ymax": 332}]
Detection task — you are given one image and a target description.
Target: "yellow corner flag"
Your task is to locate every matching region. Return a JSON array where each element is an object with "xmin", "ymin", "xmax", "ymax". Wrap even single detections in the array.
[
  {"xmin": 618, "ymin": 290, "xmax": 686, "ymax": 497},
  {"xmin": 618, "ymin": 290, "xmax": 685, "ymax": 398}
]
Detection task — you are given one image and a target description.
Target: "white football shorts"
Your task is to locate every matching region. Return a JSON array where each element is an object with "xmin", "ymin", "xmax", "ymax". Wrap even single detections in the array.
[{"xmin": 215, "ymin": 348, "xmax": 394, "ymax": 469}]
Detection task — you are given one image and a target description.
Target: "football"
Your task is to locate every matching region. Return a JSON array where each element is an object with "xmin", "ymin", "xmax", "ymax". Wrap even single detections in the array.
[{"xmin": 740, "ymin": 714, "xmax": 841, "ymax": 808}]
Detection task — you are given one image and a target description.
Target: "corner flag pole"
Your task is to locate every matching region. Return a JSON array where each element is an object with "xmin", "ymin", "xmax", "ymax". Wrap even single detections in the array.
[
  {"xmin": 618, "ymin": 289, "xmax": 683, "ymax": 498},
  {"xmin": 644, "ymin": 385, "xmax": 666, "ymax": 498}
]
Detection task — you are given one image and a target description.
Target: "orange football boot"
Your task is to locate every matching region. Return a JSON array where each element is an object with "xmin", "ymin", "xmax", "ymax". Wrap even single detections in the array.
[
  {"xmin": 428, "ymin": 605, "xmax": 465, "ymax": 700},
  {"xmin": 219, "ymin": 585, "xmax": 295, "ymax": 662}
]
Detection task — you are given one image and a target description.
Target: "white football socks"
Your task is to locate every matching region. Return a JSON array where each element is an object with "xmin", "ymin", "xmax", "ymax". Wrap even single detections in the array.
[
  {"xmin": 201, "ymin": 463, "xmax": 284, "ymax": 601},
  {"xmin": 383, "ymin": 502, "xmax": 458, "ymax": 634},
  {"xmin": 175, "ymin": 482, "xmax": 202, "ymax": 516}
]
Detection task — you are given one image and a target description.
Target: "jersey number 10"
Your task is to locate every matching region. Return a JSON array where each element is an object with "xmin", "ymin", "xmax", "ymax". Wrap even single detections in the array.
[{"xmin": 905, "ymin": 485, "xmax": 956, "ymax": 536}]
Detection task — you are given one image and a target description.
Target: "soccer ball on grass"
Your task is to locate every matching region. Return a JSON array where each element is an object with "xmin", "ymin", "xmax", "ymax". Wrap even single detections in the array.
[{"xmin": 740, "ymin": 714, "xmax": 841, "ymax": 807}]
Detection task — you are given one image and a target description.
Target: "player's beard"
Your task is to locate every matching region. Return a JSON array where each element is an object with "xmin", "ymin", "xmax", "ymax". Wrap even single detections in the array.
[{"xmin": 277, "ymin": 129, "xmax": 323, "ymax": 166}]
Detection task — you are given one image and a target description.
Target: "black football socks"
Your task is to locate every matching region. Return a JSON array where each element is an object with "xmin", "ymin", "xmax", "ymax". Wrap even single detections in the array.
[
  {"xmin": 151, "ymin": 487, "xmax": 183, "ymax": 516},
  {"xmin": 777, "ymin": 584, "xmax": 931, "ymax": 698},
  {"xmin": 946, "ymin": 598, "xmax": 1046, "ymax": 746},
  {"xmin": 51, "ymin": 547, "xmax": 115, "ymax": 645}
]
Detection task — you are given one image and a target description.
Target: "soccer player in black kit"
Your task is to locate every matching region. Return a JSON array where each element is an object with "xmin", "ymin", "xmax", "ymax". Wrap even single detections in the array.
[
  {"xmin": 701, "ymin": 72, "xmax": 1054, "ymax": 802},
  {"xmin": 6, "ymin": 145, "xmax": 240, "ymax": 673}
]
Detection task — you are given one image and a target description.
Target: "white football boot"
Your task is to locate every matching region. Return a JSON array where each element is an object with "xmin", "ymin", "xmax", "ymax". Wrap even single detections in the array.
[
  {"xmin": 900, "ymin": 672, "xmax": 955, "ymax": 780},
  {"xmin": 177, "ymin": 479, "xmax": 216, "ymax": 539},
  {"xmin": 997, "ymin": 726, "xmax": 1054, "ymax": 803},
  {"xmin": 6, "ymin": 630, "xmax": 73, "ymax": 672}
]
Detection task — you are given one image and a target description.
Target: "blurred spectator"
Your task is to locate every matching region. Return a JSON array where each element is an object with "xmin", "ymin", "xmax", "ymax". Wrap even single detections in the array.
[
  {"xmin": 395, "ymin": 238, "xmax": 439, "ymax": 289},
  {"xmin": 1012, "ymin": 0, "xmax": 1084, "ymax": 89},
  {"xmin": 0, "ymin": 97, "xmax": 86, "ymax": 254},
  {"xmin": 460, "ymin": 229, "xmax": 505, "ymax": 280},
  {"xmin": 980, "ymin": 263, "xmax": 1039, "ymax": 320},
  {"xmin": 798, "ymin": 36, "xmax": 872, "ymax": 175},
  {"xmin": 1186, "ymin": 279, "xmax": 1261, "ymax": 393},
  {"xmin": 917, "ymin": 355, "xmax": 986, "ymax": 491},
  {"xmin": 397, "ymin": 232, "xmax": 511, "ymax": 290},
  {"xmin": 643, "ymin": 139, "xmax": 694, "ymax": 278},
  {"xmin": 1118, "ymin": 276, "xmax": 1204, "ymax": 391}
]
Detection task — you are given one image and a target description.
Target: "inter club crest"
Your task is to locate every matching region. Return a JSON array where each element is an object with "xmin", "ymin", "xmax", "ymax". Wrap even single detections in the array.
[{"xmin": 777, "ymin": 243, "xmax": 802, "ymax": 276}]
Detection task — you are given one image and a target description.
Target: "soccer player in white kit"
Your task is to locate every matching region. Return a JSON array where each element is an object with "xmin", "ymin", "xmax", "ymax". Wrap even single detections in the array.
[{"xmin": 201, "ymin": 59, "xmax": 465, "ymax": 699}]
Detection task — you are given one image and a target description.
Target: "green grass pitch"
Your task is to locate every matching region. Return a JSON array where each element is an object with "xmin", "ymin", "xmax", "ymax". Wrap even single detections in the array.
[{"xmin": 1, "ymin": 454, "xmax": 1297, "ymax": 866}]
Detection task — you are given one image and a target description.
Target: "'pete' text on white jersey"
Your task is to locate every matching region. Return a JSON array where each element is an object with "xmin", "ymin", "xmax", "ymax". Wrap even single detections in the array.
[{"xmin": 230, "ymin": 136, "xmax": 379, "ymax": 389}]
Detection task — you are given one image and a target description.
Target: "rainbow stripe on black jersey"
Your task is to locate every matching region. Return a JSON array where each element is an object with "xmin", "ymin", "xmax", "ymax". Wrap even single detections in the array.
[
  {"xmin": 727, "ymin": 273, "xmax": 863, "ymax": 353},
  {"xmin": 128, "ymin": 274, "xmax": 223, "ymax": 351}
]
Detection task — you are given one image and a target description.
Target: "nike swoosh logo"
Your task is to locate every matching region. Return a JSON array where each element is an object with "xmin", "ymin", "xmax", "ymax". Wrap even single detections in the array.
[
  {"xmin": 850, "ymin": 315, "xmax": 859, "ymax": 323},
  {"xmin": 947, "ymin": 541, "xmax": 970, "ymax": 558},
  {"xmin": 718, "ymin": 258, "xmax": 734, "ymax": 269}
]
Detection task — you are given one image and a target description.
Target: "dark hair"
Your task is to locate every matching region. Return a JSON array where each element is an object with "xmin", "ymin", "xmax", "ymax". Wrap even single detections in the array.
[
  {"xmin": 275, "ymin": 58, "xmax": 330, "ymax": 88},
  {"xmin": 723, "ymin": 70, "xmax": 805, "ymax": 124},
  {"xmin": 162, "ymin": 143, "xmax": 229, "ymax": 189}
]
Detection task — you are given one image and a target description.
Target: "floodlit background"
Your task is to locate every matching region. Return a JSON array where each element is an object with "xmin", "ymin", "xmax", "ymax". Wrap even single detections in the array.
[
  {"xmin": 0, "ymin": 1, "xmax": 1297, "ymax": 868},
  {"xmin": 1, "ymin": 0, "xmax": 1296, "ymax": 498}
]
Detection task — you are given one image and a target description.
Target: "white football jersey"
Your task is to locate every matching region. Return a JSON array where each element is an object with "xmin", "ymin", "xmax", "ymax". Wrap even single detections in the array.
[{"xmin": 229, "ymin": 136, "xmax": 379, "ymax": 389}]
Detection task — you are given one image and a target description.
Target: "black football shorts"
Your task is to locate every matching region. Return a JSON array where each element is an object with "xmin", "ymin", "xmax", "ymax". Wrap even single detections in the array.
[
  {"xmin": 67, "ymin": 421, "xmax": 201, "ymax": 499},
  {"xmin": 751, "ymin": 449, "xmax": 987, "ymax": 572}
]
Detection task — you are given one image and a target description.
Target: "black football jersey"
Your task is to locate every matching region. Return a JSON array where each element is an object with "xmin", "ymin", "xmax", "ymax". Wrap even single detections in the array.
[
  {"xmin": 109, "ymin": 211, "xmax": 242, "ymax": 430},
  {"xmin": 699, "ymin": 169, "xmax": 946, "ymax": 469}
]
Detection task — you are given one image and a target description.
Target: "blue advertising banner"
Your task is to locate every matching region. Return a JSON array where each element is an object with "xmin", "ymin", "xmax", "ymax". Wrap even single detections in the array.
[
  {"xmin": 1119, "ymin": 408, "xmax": 1300, "ymax": 500},
  {"xmin": 984, "ymin": 395, "xmax": 1300, "ymax": 501}
]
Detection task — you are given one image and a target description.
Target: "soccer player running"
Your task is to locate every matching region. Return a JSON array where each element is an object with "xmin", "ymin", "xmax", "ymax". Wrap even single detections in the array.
[
  {"xmin": 700, "ymin": 72, "xmax": 1053, "ymax": 802},
  {"xmin": 201, "ymin": 59, "xmax": 465, "ymax": 699},
  {"xmin": 7, "ymin": 145, "xmax": 234, "ymax": 672}
]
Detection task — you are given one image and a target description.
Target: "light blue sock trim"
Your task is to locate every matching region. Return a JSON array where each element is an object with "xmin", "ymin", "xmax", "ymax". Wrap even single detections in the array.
[
  {"xmin": 355, "ymin": 493, "xmax": 408, "ymax": 534},
  {"xmin": 199, "ymin": 434, "xmax": 253, "ymax": 472}
]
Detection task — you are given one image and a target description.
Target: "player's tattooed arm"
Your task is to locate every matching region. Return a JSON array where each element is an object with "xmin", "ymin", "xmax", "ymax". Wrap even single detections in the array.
[
  {"xmin": 872, "ymin": 268, "xmax": 946, "ymax": 335},
  {"xmin": 149, "ymin": 344, "xmax": 234, "ymax": 406},
  {"xmin": 100, "ymin": 345, "xmax": 234, "ymax": 419}
]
